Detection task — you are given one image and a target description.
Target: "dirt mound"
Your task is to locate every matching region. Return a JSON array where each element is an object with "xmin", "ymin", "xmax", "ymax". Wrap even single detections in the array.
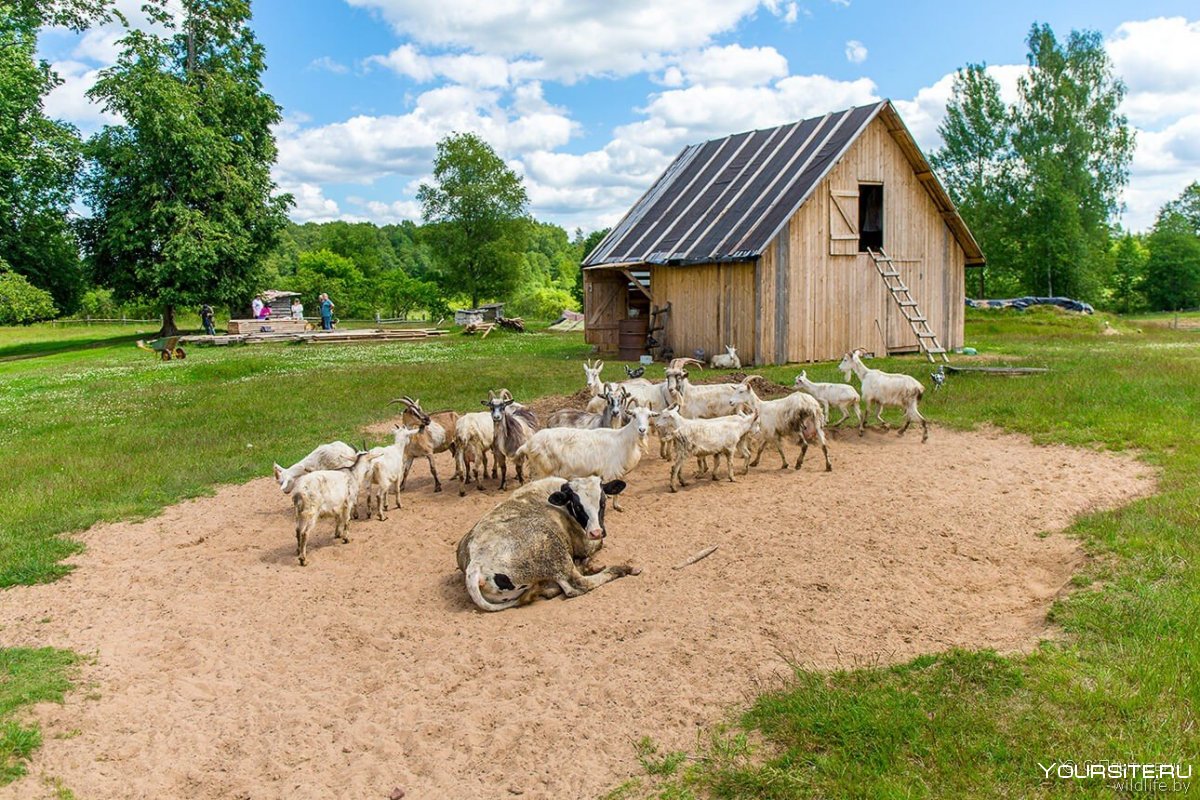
[{"xmin": 0, "ymin": 429, "xmax": 1153, "ymax": 800}]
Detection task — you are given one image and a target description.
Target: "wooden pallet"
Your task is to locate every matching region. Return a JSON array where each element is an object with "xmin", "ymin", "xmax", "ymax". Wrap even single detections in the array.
[{"xmin": 867, "ymin": 248, "xmax": 950, "ymax": 364}]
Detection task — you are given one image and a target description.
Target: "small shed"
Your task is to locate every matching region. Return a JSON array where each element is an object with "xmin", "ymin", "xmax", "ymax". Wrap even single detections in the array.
[
  {"xmin": 582, "ymin": 100, "xmax": 985, "ymax": 365},
  {"xmin": 477, "ymin": 303, "xmax": 505, "ymax": 321},
  {"xmin": 261, "ymin": 289, "xmax": 300, "ymax": 318},
  {"xmin": 455, "ymin": 309, "xmax": 485, "ymax": 327}
]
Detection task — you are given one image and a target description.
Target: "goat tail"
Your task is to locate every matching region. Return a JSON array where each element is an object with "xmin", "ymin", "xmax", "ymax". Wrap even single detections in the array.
[{"xmin": 465, "ymin": 562, "xmax": 520, "ymax": 612}]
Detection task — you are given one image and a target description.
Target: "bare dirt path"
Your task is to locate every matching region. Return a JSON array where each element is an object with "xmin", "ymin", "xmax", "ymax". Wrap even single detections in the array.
[{"xmin": 0, "ymin": 426, "xmax": 1153, "ymax": 799}]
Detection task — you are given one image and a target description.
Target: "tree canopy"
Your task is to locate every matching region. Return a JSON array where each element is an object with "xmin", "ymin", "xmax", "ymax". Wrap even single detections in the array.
[
  {"xmin": 80, "ymin": 0, "xmax": 291, "ymax": 334},
  {"xmin": 417, "ymin": 132, "xmax": 529, "ymax": 309},
  {"xmin": 933, "ymin": 23, "xmax": 1135, "ymax": 300},
  {"xmin": 0, "ymin": 2, "xmax": 95, "ymax": 311}
]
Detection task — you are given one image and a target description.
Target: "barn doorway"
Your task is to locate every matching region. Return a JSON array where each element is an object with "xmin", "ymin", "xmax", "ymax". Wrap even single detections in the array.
[{"xmin": 858, "ymin": 183, "xmax": 883, "ymax": 252}]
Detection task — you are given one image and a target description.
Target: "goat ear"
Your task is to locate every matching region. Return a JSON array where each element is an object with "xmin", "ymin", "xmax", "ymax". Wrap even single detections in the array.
[
  {"xmin": 272, "ymin": 463, "xmax": 283, "ymax": 480},
  {"xmin": 480, "ymin": 400, "xmax": 490, "ymax": 407},
  {"xmin": 601, "ymin": 480, "xmax": 626, "ymax": 496}
]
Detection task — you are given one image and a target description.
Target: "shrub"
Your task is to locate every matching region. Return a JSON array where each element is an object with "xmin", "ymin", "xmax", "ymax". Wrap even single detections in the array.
[
  {"xmin": 0, "ymin": 262, "xmax": 58, "ymax": 325},
  {"xmin": 508, "ymin": 286, "xmax": 579, "ymax": 321}
]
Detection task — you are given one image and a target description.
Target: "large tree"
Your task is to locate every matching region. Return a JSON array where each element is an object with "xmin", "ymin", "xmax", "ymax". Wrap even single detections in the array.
[
  {"xmin": 417, "ymin": 132, "xmax": 529, "ymax": 309},
  {"xmin": 81, "ymin": 0, "xmax": 291, "ymax": 335},
  {"xmin": 0, "ymin": 1, "xmax": 107, "ymax": 313},
  {"xmin": 932, "ymin": 23, "xmax": 1134, "ymax": 301}
]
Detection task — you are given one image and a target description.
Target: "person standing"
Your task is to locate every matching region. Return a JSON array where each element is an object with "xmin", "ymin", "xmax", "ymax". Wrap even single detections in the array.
[
  {"xmin": 200, "ymin": 303, "xmax": 216, "ymax": 336},
  {"xmin": 251, "ymin": 294, "xmax": 264, "ymax": 319},
  {"xmin": 319, "ymin": 293, "xmax": 334, "ymax": 330},
  {"xmin": 290, "ymin": 297, "xmax": 303, "ymax": 321}
]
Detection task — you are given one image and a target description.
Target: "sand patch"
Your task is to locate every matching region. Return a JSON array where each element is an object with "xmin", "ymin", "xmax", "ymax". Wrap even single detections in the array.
[{"xmin": 0, "ymin": 427, "xmax": 1153, "ymax": 799}]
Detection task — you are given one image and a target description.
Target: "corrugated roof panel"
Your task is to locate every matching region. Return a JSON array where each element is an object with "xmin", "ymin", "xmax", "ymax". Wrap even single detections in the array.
[
  {"xmin": 611, "ymin": 132, "xmax": 752, "ymax": 263},
  {"xmin": 731, "ymin": 103, "xmax": 879, "ymax": 253},
  {"xmin": 696, "ymin": 115, "xmax": 827, "ymax": 258}
]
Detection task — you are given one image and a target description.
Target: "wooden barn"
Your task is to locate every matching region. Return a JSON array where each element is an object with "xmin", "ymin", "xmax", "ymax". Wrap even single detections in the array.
[{"xmin": 582, "ymin": 100, "xmax": 985, "ymax": 365}]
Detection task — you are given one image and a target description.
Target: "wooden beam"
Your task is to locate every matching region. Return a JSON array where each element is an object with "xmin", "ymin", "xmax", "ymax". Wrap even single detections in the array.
[
  {"xmin": 915, "ymin": 170, "xmax": 937, "ymax": 182},
  {"xmin": 620, "ymin": 268, "xmax": 653, "ymax": 302}
]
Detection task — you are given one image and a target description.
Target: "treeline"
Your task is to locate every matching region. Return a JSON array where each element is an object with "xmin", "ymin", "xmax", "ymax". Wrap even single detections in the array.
[
  {"xmin": 260, "ymin": 218, "xmax": 605, "ymax": 321},
  {"xmin": 933, "ymin": 23, "xmax": 1200, "ymax": 311}
]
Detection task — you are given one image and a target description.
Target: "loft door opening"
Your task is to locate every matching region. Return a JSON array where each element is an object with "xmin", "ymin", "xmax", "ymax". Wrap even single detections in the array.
[{"xmin": 858, "ymin": 183, "xmax": 883, "ymax": 252}]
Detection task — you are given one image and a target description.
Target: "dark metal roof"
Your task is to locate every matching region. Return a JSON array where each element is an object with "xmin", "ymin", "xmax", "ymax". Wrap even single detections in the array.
[{"xmin": 583, "ymin": 101, "xmax": 985, "ymax": 268}]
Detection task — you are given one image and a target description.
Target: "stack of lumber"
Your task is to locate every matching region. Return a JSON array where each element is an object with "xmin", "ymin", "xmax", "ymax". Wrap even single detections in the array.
[
  {"xmin": 498, "ymin": 316, "xmax": 525, "ymax": 332},
  {"xmin": 227, "ymin": 318, "xmax": 308, "ymax": 334},
  {"xmin": 181, "ymin": 327, "xmax": 448, "ymax": 346},
  {"xmin": 461, "ymin": 322, "xmax": 496, "ymax": 337}
]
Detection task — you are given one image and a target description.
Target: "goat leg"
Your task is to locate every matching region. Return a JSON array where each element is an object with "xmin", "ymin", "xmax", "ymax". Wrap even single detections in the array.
[{"xmin": 427, "ymin": 455, "xmax": 442, "ymax": 492}]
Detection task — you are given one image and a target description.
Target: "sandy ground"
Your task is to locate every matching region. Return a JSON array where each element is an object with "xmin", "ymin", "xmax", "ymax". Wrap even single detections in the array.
[{"xmin": 0, "ymin": 422, "xmax": 1153, "ymax": 800}]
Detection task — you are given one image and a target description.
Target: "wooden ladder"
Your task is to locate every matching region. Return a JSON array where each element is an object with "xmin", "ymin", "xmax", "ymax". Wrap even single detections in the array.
[{"xmin": 867, "ymin": 248, "xmax": 950, "ymax": 364}]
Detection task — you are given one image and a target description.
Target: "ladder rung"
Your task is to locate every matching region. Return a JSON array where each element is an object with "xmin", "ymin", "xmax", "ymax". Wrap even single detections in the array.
[
  {"xmin": 917, "ymin": 332, "xmax": 937, "ymax": 337},
  {"xmin": 898, "ymin": 300, "xmax": 918, "ymax": 306},
  {"xmin": 879, "ymin": 270, "xmax": 900, "ymax": 277},
  {"xmin": 904, "ymin": 315, "xmax": 926, "ymax": 323},
  {"xmin": 925, "ymin": 347, "xmax": 946, "ymax": 354}
]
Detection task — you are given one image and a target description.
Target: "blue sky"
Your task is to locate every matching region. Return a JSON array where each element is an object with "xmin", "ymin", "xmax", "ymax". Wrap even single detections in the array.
[{"xmin": 39, "ymin": 1, "xmax": 1200, "ymax": 232}]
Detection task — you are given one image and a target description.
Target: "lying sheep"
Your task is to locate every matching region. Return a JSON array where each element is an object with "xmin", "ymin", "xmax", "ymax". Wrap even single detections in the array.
[
  {"xmin": 456, "ymin": 476, "xmax": 637, "ymax": 611},
  {"xmin": 291, "ymin": 449, "xmax": 372, "ymax": 566},
  {"xmin": 653, "ymin": 406, "xmax": 759, "ymax": 491},
  {"xmin": 793, "ymin": 370, "xmax": 861, "ymax": 429},
  {"xmin": 710, "ymin": 344, "xmax": 741, "ymax": 369},
  {"xmin": 838, "ymin": 348, "xmax": 928, "ymax": 442},
  {"xmin": 272, "ymin": 441, "xmax": 357, "ymax": 493}
]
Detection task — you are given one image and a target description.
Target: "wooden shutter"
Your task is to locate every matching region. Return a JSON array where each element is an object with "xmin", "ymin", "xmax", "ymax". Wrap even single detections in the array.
[{"xmin": 829, "ymin": 187, "xmax": 859, "ymax": 256}]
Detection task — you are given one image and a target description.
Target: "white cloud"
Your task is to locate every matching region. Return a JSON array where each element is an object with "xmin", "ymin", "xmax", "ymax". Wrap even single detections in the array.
[
  {"xmin": 670, "ymin": 44, "xmax": 789, "ymax": 87},
  {"xmin": 282, "ymin": 182, "xmax": 343, "ymax": 222},
  {"xmin": 844, "ymin": 40, "xmax": 867, "ymax": 64},
  {"xmin": 43, "ymin": 60, "xmax": 120, "ymax": 128},
  {"xmin": 365, "ymin": 44, "xmax": 538, "ymax": 88},
  {"xmin": 1108, "ymin": 17, "xmax": 1200, "ymax": 126},
  {"xmin": 345, "ymin": 197, "xmax": 424, "ymax": 223},
  {"xmin": 274, "ymin": 83, "xmax": 576, "ymax": 187},
  {"xmin": 309, "ymin": 56, "xmax": 349, "ymax": 74},
  {"xmin": 348, "ymin": 0, "xmax": 792, "ymax": 82}
]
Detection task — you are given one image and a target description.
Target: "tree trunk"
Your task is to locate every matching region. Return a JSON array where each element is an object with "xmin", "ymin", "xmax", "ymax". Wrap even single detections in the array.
[
  {"xmin": 471, "ymin": 293, "xmax": 480, "ymax": 309},
  {"xmin": 157, "ymin": 305, "xmax": 179, "ymax": 337}
]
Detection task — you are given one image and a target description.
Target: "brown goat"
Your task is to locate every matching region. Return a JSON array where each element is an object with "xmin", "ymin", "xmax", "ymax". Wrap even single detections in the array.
[{"xmin": 388, "ymin": 396, "xmax": 459, "ymax": 493}]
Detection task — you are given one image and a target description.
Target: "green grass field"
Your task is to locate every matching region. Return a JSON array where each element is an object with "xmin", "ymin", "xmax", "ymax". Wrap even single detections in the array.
[{"xmin": 1, "ymin": 308, "xmax": 1197, "ymax": 794}]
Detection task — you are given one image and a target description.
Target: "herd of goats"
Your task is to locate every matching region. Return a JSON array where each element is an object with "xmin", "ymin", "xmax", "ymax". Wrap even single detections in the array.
[{"xmin": 271, "ymin": 348, "xmax": 930, "ymax": 610}]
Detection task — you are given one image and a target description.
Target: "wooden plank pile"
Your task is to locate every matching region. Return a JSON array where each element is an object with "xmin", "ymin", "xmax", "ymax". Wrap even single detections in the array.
[{"xmin": 181, "ymin": 327, "xmax": 448, "ymax": 346}]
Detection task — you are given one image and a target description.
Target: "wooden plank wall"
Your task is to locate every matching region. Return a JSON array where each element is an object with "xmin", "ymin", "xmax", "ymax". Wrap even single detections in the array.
[
  {"xmin": 653, "ymin": 263, "xmax": 756, "ymax": 364},
  {"xmin": 583, "ymin": 270, "xmax": 627, "ymax": 353},
  {"xmin": 758, "ymin": 115, "xmax": 967, "ymax": 363}
]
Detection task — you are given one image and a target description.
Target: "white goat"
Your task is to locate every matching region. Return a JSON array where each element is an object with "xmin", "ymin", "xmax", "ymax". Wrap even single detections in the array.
[
  {"xmin": 710, "ymin": 344, "xmax": 741, "ymax": 369},
  {"xmin": 272, "ymin": 441, "xmax": 357, "ymax": 494},
  {"xmin": 515, "ymin": 404, "xmax": 655, "ymax": 510},
  {"xmin": 793, "ymin": 370, "xmax": 862, "ymax": 429},
  {"xmin": 653, "ymin": 406, "xmax": 759, "ymax": 491},
  {"xmin": 838, "ymin": 348, "xmax": 928, "ymax": 442},
  {"xmin": 454, "ymin": 411, "xmax": 495, "ymax": 495},
  {"xmin": 729, "ymin": 375, "xmax": 831, "ymax": 471},
  {"xmin": 548, "ymin": 385, "xmax": 624, "ymax": 429},
  {"xmin": 364, "ymin": 425, "xmax": 420, "ymax": 520},
  {"xmin": 663, "ymin": 358, "xmax": 739, "ymax": 419},
  {"xmin": 291, "ymin": 450, "xmax": 372, "ymax": 566}
]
